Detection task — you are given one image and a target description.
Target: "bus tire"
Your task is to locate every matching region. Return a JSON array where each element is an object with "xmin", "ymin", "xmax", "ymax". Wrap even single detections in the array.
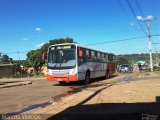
[
  {"xmin": 84, "ymin": 72, "xmax": 90, "ymax": 85},
  {"xmin": 59, "ymin": 81, "xmax": 66, "ymax": 85}
]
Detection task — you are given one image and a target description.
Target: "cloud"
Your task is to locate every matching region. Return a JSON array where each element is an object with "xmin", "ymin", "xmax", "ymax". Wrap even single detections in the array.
[
  {"xmin": 22, "ymin": 38, "xmax": 29, "ymax": 41},
  {"xmin": 130, "ymin": 23, "xmax": 134, "ymax": 26},
  {"xmin": 35, "ymin": 27, "xmax": 42, "ymax": 32},
  {"xmin": 35, "ymin": 42, "xmax": 45, "ymax": 48},
  {"xmin": 137, "ymin": 16, "xmax": 142, "ymax": 20}
]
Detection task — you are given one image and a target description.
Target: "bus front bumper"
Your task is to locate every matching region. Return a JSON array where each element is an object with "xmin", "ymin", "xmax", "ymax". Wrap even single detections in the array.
[{"xmin": 46, "ymin": 74, "xmax": 77, "ymax": 82}]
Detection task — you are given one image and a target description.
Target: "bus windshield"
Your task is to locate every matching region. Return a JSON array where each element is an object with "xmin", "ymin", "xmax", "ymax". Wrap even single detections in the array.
[{"xmin": 48, "ymin": 46, "xmax": 76, "ymax": 69}]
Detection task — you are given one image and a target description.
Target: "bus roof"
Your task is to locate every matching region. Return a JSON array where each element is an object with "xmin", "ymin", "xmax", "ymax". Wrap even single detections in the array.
[{"xmin": 49, "ymin": 43, "xmax": 115, "ymax": 55}]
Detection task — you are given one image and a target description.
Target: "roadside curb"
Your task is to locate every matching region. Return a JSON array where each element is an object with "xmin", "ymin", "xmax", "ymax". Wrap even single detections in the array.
[
  {"xmin": 0, "ymin": 77, "xmax": 46, "ymax": 81},
  {"xmin": 0, "ymin": 81, "xmax": 32, "ymax": 88}
]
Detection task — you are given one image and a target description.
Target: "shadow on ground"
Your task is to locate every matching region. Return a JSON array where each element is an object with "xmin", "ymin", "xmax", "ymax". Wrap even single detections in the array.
[
  {"xmin": 47, "ymin": 102, "xmax": 160, "ymax": 120},
  {"xmin": 52, "ymin": 75, "xmax": 118, "ymax": 86},
  {"xmin": 47, "ymin": 85, "xmax": 160, "ymax": 120}
]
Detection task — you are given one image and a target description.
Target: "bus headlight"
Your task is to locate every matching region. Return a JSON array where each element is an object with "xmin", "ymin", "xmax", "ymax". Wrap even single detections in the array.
[{"xmin": 70, "ymin": 69, "xmax": 76, "ymax": 75}]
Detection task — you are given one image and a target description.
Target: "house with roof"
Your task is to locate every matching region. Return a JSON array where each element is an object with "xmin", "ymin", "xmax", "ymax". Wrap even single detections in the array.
[{"xmin": 0, "ymin": 53, "xmax": 14, "ymax": 77}]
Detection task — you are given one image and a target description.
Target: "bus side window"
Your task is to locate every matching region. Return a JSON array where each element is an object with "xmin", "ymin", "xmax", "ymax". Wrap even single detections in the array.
[
  {"xmin": 83, "ymin": 48, "xmax": 87, "ymax": 62},
  {"xmin": 100, "ymin": 52, "xmax": 102, "ymax": 62},
  {"xmin": 97, "ymin": 52, "xmax": 101, "ymax": 62},
  {"xmin": 82, "ymin": 48, "xmax": 86, "ymax": 62},
  {"xmin": 104, "ymin": 53, "xmax": 106, "ymax": 62},
  {"xmin": 94, "ymin": 51, "xmax": 97, "ymax": 62},
  {"xmin": 85, "ymin": 49, "xmax": 91, "ymax": 62},
  {"xmin": 105, "ymin": 54, "xmax": 108, "ymax": 62},
  {"xmin": 108, "ymin": 54, "xmax": 110, "ymax": 62},
  {"xmin": 108, "ymin": 54, "xmax": 113, "ymax": 62},
  {"xmin": 113, "ymin": 55, "xmax": 115, "ymax": 62},
  {"xmin": 111, "ymin": 55, "xmax": 114, "ymax": 62},
  {"xmin": 91, "ymin": 51, "xmax": 95, "ymax": 62},
  {"xmin": 101, "ymin": 53, "xmax": 105, "ymax": 62}
]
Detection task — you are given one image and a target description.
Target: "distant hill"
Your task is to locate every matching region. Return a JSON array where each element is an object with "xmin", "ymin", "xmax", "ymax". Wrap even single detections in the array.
[{"xmin": 116, "ymin": 53, "xmax": 160, "ymax": 65}]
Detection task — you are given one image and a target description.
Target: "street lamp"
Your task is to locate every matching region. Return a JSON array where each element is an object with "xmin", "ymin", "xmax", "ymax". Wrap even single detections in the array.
[{"xmin": 137, "ymin": 15, "xmax": 155, "ymax": 71}]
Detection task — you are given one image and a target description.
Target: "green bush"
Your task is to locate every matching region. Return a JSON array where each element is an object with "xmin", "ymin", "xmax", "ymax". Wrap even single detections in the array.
[
  {"xmin": 0, "ymin": 73, "xmax": 34, "ymax": 79},
  {"xmin": 153, "ymin": 66, "xmax": 160, "ymax": 71}
]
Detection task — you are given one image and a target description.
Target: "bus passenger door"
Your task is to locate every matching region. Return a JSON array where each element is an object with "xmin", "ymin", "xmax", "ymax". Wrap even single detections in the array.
[{"xmin": 77, "ymin": 48, "xmax": 85, "ymax": 80}]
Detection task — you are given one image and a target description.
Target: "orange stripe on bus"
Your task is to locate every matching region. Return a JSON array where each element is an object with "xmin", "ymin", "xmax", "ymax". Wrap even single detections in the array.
[{"xmin": 47, "ymin": 74, "xmax": 77, "ymax": 82}]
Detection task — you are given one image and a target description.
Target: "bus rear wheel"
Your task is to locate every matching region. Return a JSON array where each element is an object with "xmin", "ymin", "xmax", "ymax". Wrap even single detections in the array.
[
  {"xmin": 59, "ymin": 81, "xmax": 66, "ymax": 85},
  {"xmin": 84, "ymin": 72, "xmax": 90, "ymax": 85}
]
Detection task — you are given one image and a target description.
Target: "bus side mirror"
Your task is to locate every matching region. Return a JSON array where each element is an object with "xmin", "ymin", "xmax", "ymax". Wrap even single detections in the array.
[
  {"xmin": 42, "ymin": 52, "xmax": 45, "ymax": 60},
  {"xmin": 42, "ymin": 52, "xmax": 47, "ymax": 60}
]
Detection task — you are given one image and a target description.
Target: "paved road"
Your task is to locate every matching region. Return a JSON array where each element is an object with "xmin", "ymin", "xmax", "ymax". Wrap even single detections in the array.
[{"xmin": 0, "ymin": 79, "xmax": 82, "ymax": 114}]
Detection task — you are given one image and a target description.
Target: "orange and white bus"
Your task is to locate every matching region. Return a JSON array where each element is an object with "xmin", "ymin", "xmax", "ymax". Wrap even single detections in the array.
[{"xmin": 47, "ymin": 43, "xmax": 116, "ymax": 84}]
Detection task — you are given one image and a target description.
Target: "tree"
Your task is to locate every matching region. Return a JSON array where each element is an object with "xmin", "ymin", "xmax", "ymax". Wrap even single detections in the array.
[
  {"xmin": 65, "ymin": 37, "xmax": 73, "ymax": 43},
  {"xmin": 12, "ymin": 60, "xmax": 31, "ymax": 76},
  {"xmin": 41, "ymin": 37, "xmax": 74, "ymax": 51},
  {"xmin": 26, "ymin": 37, "xmax": 74, "ymax": 75},
  {"xmin": 21, "ymin": 60, "xmax": 31, "ymax": 67},
  {"xmin": 27, "ymin": 50, "xmax": 45, "ymax": 75},
  {"xmin": 116, "ymin": 57, "xmax": 129, "ymax": 65}
]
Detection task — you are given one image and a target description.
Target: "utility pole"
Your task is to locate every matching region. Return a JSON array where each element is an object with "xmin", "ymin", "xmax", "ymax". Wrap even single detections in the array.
[
  {"xmin": 146, "ymin": 19, "xmax": 153, "ymax": 71},
  {"xmin": 137, "ymin": 16, "xmax": 155, "ymax": 71}
]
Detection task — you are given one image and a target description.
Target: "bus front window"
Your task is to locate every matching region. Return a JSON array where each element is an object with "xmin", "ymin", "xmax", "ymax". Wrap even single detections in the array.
[{"xmin": 48, "ymin": 49, "xmax": 76, "ymax": 69}]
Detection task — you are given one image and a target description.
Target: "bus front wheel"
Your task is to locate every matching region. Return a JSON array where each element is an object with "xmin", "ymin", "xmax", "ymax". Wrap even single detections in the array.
[{"xmin": 84, "ymin": 72, "xmax": 90, "ymax": 85}]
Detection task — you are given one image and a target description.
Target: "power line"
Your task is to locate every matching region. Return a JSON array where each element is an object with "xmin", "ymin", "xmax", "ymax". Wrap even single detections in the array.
[
  {"xmin": 151, "ymin": 0, "xmax": 157, "ymax": 19},
  {"xmin": 116, "ymin": 0, "xmax": 140, "ymax": 32},
  {"xmin": 116, "ymin": 0, "xmax": 132, "ymax": 23},
  {"xmin": 152, "ymin": 43, "xmax": 160, "ymax": 44},
  {"xmin": 2, "ymin": 34, "xmax": 160, "ymax": 52},
  {"xmin": 126, "ymin": 0, "xmax": 147, "ymax": 35},
  {"xmin": 133, "ymin": 0, "xmax": 144, "ymax": 17},
  {"xmin": 5, "ymin": 51, "xmax": 29, "ymax": 55},
  {"xmin": 1, "ymin": 34, "xmax": 160, "ymax": 55},
  {"xmin": 151, "ymin": 34, "xmax": 160, "ymax": 37},
  {"xmin": 86, "ymin": 33, "xmax": 160, "ymax": 46}
]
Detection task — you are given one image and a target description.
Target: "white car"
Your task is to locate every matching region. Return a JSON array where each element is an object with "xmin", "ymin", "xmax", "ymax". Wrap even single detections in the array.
[{"xmin": 118, "ymin": 64, "xmax": 133, "ymax": 73}]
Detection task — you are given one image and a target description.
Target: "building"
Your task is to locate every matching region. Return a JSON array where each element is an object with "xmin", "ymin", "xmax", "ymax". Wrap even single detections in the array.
[{"xmin": 0, "ymin": 64, "xmax": 15, "ymax": 77}]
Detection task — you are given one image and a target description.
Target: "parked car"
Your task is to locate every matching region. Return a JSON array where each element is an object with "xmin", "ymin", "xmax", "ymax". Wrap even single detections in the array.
[{"xmin": 117, "ymin": 64, "xmax": 133, "ymax": 73}]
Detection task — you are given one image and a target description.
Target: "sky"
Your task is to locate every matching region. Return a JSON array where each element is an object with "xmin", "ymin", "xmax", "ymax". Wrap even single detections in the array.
[{"xmin": 0, "ymin": 0, "xmax": 160, "ymax": 60}]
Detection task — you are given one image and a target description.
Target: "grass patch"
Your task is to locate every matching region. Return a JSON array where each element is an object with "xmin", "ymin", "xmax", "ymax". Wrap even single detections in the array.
[
  {"xmin": 0, "ymin": 74, "xmax": 33, "ymax": 79},
  {"xmin": 145, "ymin": 73, "xmax": 150, "ymax": 75},
  {"xmin": 0, "ymin": 73, "xmax": 45, "ymax": 79},
  {"xmin": 153, "ymin": 66, "xmax": 160, "ymax": 71}
]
